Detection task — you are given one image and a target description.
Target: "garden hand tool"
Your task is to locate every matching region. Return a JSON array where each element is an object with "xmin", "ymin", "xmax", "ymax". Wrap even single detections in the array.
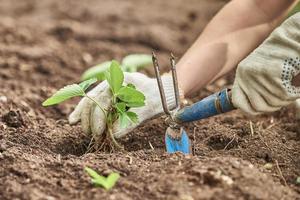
[
  {"xmin": 175, "ymin": 88, "xmax": 235, "ymax": 123},
  {"xmin": 152, "ymin": 53, "xmax": 235, "ymax": 155},
  {"xmin": 152, "ymin": 53, "xmax": 191, "ymax": 154}
]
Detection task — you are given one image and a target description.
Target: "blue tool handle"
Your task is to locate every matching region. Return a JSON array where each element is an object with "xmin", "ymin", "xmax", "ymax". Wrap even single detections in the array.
[{"xmin": 176, "ymin": 88, "xmax": 235, "ymax": 123}]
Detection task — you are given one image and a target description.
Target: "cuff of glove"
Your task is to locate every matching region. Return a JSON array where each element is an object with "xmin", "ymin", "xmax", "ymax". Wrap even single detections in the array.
[
  {"xmin": 161, "ymin": 74, "xmax": 185, "ymax": 110},
  {"xmin": 295, "ymin": 99, "xmax": 300, "ymax": 120}
]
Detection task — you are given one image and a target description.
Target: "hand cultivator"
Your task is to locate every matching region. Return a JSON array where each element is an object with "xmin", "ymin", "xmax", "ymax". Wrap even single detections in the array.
[{"xmin": 152, "ymin": 53, "xmax": 236, "ymax": 154}]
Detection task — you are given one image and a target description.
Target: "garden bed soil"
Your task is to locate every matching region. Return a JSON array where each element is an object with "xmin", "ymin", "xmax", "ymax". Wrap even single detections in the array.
[{"xmin": 0, "ymin": 0, "xmax": 300, "ymax": 199}]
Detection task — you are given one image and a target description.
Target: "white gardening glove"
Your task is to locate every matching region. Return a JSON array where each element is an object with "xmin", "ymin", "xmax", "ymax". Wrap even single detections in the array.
[
  {"xmin": 295, "ymin": 99, "xmax": 300, "ymax": 120},
  {"xmin": 232, "ymin": 13, "xmax": 300, "ymax": 115},
  {"xmin": 68, "ymin": 72, "xmax": 178, "ymax": 138}
]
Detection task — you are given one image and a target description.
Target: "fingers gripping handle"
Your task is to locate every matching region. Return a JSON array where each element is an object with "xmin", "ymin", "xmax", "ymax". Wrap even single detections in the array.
[{"xmin": 176, "ymin": 88, "xmax": 235, "ymax": 123}]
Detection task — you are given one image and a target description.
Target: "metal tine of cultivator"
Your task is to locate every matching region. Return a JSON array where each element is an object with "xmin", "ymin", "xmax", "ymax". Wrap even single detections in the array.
[
  {"xmin": 152, "ymin": 52, "xmax": 181, "ymax": 116},
  {"xmin": 170, "ymin": 53, "xmax": 180, "ymax": 112},
  {"xmin": 152, "ymin": 52, "xmax": 171, "ymax": 115}
]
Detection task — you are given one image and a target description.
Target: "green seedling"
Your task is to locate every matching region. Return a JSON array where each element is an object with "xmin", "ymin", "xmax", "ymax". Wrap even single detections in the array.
[
  {"xmin": 85, "ymin": 167, "xmax": 120, "ymax": 190},
  {"xmin": 81, "ymin": 54, "xmax": 152, "ymax": 81},
  {"xmin": 296, "ymin": 177, "xmax": 300, "ymax": 185},
  {"xmin": 43, "ymin": 60, "xmax": 145, "ymax": 151}
]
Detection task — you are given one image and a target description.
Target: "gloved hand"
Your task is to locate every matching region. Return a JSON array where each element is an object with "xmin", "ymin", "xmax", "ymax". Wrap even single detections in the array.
[
  {"xmin": 68, "ymin": 72, "xmax": 179, "ymax": 138},
  {"xmin": 295, "ymin": 99, "xmax": 300, "ymax": 120},
  {"xmin": 232, "ymin": 13, "xmax": 300, "ymax": 115}
]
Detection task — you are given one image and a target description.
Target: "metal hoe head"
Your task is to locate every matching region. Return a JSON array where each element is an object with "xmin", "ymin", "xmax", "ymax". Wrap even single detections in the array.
[
  {"xmin": 152, "ymin": 52, "xmax": 191, "ymax": 154},
  {"xmin": 152, "ymin": 52, "xmax": 180, "ymax": 117}
]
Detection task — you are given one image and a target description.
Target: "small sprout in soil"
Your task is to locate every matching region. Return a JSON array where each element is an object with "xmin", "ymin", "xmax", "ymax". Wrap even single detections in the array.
[
  {"xmin": 85, "ymin": 167, "xmax": 120, "ymax": 190},
  {"xmin": 296, "ymin": 177, "xmax": 300, "ymax": 185},
  {"xmin": 81, "ymin": 54, "xmax": 152, "ymax": 81},
  {"xmin": 42, "ymin": 61, "xmax": 146, "ymax": 152}
]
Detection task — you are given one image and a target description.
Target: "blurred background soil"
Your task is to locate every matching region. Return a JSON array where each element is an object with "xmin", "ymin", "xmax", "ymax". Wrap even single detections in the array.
[{"xmin": 0, "ymin": 0, "xmax": 299, "ymax": 199}]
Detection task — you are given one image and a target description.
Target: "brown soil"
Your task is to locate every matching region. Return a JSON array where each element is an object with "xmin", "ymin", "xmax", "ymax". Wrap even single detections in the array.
[{"xmin": 0, "ymin": 0, "xmax": 299, "ymax": 199}]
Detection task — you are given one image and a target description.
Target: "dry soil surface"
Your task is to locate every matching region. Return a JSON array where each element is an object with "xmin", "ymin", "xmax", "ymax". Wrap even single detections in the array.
[{"xmin": 0, "ymin": 0, "xmax": 300, "ymax": 199}]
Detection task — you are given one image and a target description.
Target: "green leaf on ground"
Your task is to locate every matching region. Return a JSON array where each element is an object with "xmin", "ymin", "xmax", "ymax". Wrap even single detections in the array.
[
  {"xmin": 42, "ymin": 78, "xmax": 97, "ymax": 106},
  {"xmin": 85, "ymin": 167, "xmax": 106, "ymax": 181},
  {"xmin": 122, "ymin": 54, "xmax": 152, "ymax": 72},
  {"xmin": 81, "ymin": 61, "xmax": 112, "ymax": 81},
  {"xmin": 117, "ymin": 86, "xmax": 145, "ymax": 107},
  {"xmin": 85, "ymin": 167, "xmax": 120, "ymax": 190},
  {"xmin": 107, "ymin": 61, "xmax": 124, "ymax": 94}
]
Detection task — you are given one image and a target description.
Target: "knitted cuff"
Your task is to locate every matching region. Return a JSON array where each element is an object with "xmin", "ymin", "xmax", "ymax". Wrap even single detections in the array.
[{"xmin": 295, "ymin": 99, "xmax": 300, "ymax": 120}]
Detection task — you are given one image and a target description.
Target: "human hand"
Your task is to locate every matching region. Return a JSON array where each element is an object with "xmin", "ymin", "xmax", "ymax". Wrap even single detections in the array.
[
  {"xmin": 232, "ymin": 13, "xmax": 300, "ymax": 115},
  {"xmin": 68, "ymin": 72, "xmax": 178, "ymax": 138}
]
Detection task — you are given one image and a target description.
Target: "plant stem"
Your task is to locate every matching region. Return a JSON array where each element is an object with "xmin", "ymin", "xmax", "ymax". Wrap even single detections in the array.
[
  {"xmin": 112, "ymin": 94, "xmax": 117, "ymax": 105},
  {"xmin": 108, "ymin": 127, "xmax": 124, "ymax": 150},
  {"xmin": 84, "ymin": 94, "xmax": 107, "ymax": 121},
  {"xmin": 84, "ymin": 93, "xmax": 123, "ymax": 151}
]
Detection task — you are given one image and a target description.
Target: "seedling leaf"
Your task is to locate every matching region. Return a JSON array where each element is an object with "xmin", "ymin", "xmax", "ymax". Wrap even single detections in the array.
[
  {"xmin": 81, "ymin": 54, "xmax": 152, "ymax": 81},
  {"xmin": 126, "ymin": 83, "xmax": 136, "ymax": 89},
  {"xmin": 296, "ymin": 177, "xmax": 300, "ymax": 185},
  {"xmin": 85, "ymin": 167, "xmax": 120, "ymax": 190},
  {"xmin": 93, "ymin": 172, "xmax": 119, "ymax": 190},
  {"xmin": 43, "ymin": 84, "xmax": 85, "ymax": 106},
  {"xmin": 125, "ymin": 101, "xmax": 146, "ymax": 108},
  {"xmin": 120, "ymin": 113, "xmax": 130, "ymax": 128},
  {"xmin": 117, "ymin": 86, "xmax": 145, "ymax": 107},
  {"xmin": 119, "ymin": 111, "xmax": 138, "ymax": 128},
  {"xmin": 79, "ymin": 78, "xmax": 98, "ymax": 91},
  {"xmin": 116, "ymin": 102, "xmax": 126, "ymax": 113},
  {"xmin": 104, "ymin": 70, "xmax": 111, "ymax": 87},
  {"xmin": 126, "ymin": 111, "xmax": 138, "ymax": 123},
  {"xmin": 42, "ymin": 79, "xmax": 97, "ymax": 106},
  {"xmin": 85, "ymin": 167, "xmax": 106, "ymax": 182},
  {"xmin": 122, "ymin": 54, "xmax": 152, "ymax": 72},
  {"xmin": 107, "ymin": 61, "xmax": 124, "ymax": 94},
  {"xmin": 103, "ymin": 173, "xmax": 120, "ymax": 189},
  {"xmin": 81, "ymin": 61, "xmax": 112, "ymax": 81}
]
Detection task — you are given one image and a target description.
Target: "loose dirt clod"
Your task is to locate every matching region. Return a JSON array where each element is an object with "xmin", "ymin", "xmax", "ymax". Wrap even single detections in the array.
[
  {"xmin": 2, "ymin": 110, "xmax": 23, "ymax": 128},
  {"xmin": 0, "ymin": 96, "xmax": 8, "ymax": 103}
]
